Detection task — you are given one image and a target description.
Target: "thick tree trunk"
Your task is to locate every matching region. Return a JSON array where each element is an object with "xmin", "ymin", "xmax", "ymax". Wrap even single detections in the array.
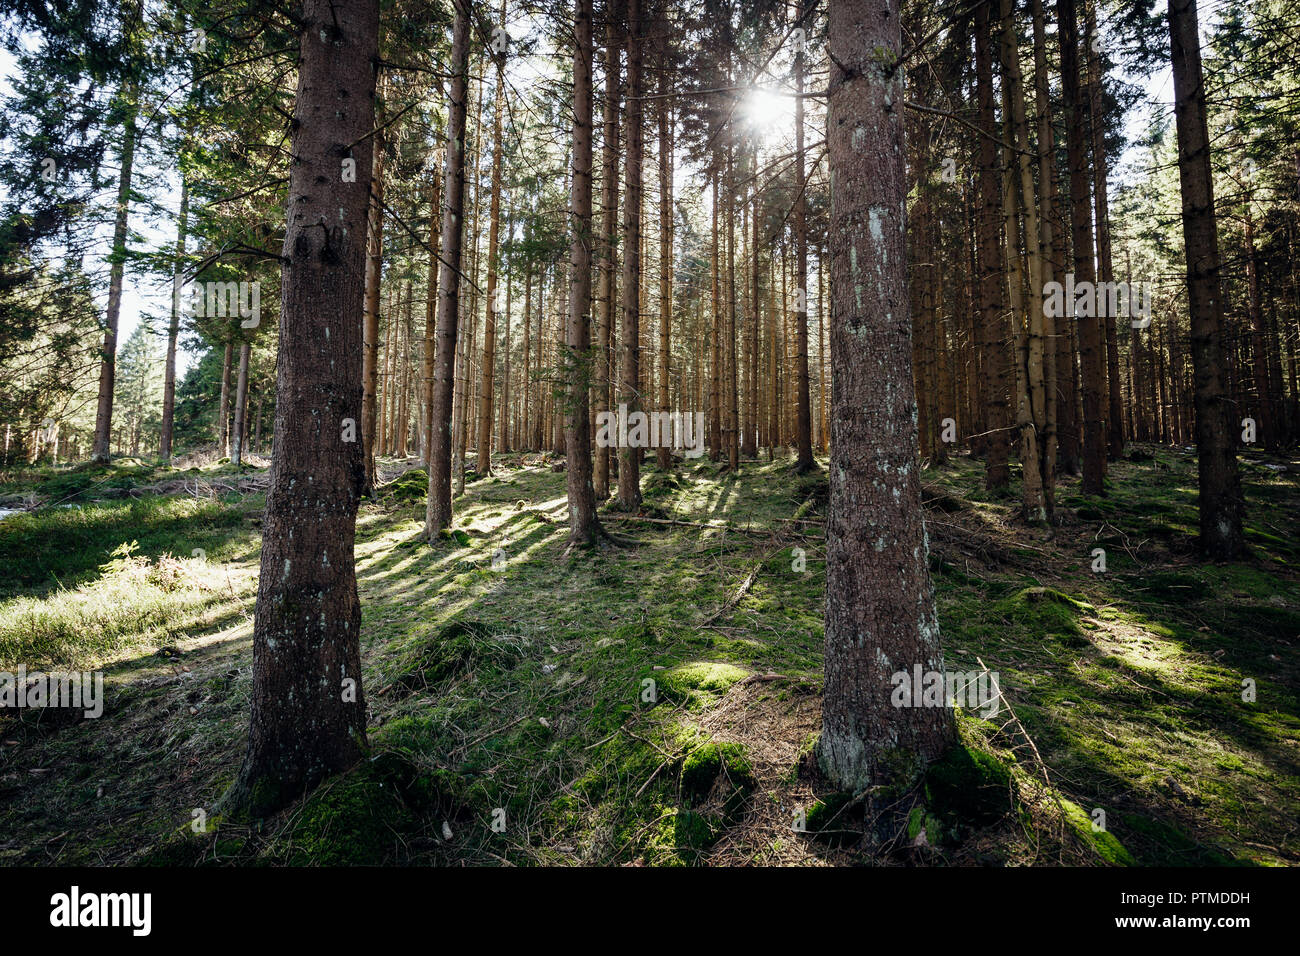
[
  {"xmin": 227, "ymin": 0, "xmax": 380, "ymax": 815},
  {"xmin": 1168, "ymin": 0, "xmax": 1245, "ymax": 559},
  {"xmin": 1031, "ymin": 0, "xmax": 1058, "ymax": 515},
  {"xmin": 427, "ymin": 0, "xmax": 472, "ymax": 536},
  {"xmin": 1000, "ymin": 0, "xmax": 1048, "ymax": 522},
  {"xmin": 820, "ymin": 0, "xmax": 955, "ymax": 793}
]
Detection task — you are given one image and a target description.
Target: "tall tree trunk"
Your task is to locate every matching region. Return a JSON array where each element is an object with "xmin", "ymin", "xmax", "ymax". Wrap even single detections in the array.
[
  {"xmin": 230, "ymin": 340, "xmax": 251, "ymax": 467},
  {"xmin": 422, "ymin": 173, "xmax": 442, "ymax": 467},
  {"xmin": 160, "ymin": 180, "xmax": 188, "ymax": 460},
  {"xmin": 476, "ymin": 0, "xmax": 508, "ymax": 474},
  {"xmin": 1168, "ymin": 0, "xmax": 1245, "ymax": 558},
  {"xmin": 656, "ymin": 56, "xmax": 673, "ymax": 472},
  {"xmin": 725, "ymin": 146, "xmax": 740, "ymax": 470},
  {"xmin": 1000, "ymin": 0, "xmax": 1048, "ymax": 521},
  {"xmin": 820, "ymin": 0, "xmax": 955, "ymax": 793},
  {"xmin": 617, "ymin": 0, "xmax": 643, "ymax": 510},
  {"xmin": 1058, "ymin": 0, "xmax": 1107, "ymax": 495},
  {"xmin": 709, "ymin": 164, "xmax": 722, "ymax": 458},
  {"xmin": 227, "ymin": 0, "xmax": 380, "ymax": 815},
  {"xmin": 793, "ymin": 5, "xmax": 814, "ymax": 472},
  {"xmin": 1085, "ymin": 0, "xmax": 1122, "ymax": 459},
  {"xmin": 91, "ymin": 78, "xmax": 136, "ymax": 464},
  {"xmin": 566, "ymin": 0, "xmax": 601, "ymax": 544},
  {"xmin": 426, "ymin": 0, "xmax": 472, "ymax": 536},
  {"xmin": 1244, "ymin": 203, "xmax": 1276, "ymax": 450},
  {"xmin": 361, "ymin": 119, "xmax": 386, "ymax": 494},
  {"xmin": 1031, "ymin": 0, "xmax": 1058, "ymax": 514},
  {"xmin": 974, "ymin": 0, "xmax": 1010, "ymax": 489},
  {"xmin": 217, "ymin": 341, "xmax": 233, "ymax": 455},
  {"xmin": 594, "ymin": 6, "xmax": 621, "ymax": 496}
]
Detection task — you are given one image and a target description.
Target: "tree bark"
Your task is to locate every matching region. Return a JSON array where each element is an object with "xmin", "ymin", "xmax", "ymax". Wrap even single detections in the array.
[
  {"xmin": 160, "ymin": 179, "xmax": 188, "ymax": 460},
  {"xmin": 361, "ymin": 120, "xmax": 386, "ymax": 494},
  {"xmin": 594, "ymin": 5, "xmax": 621, "ymax": 496},
  {"xmin": 91, "ymin": 78, "xmax": 137, "ymax": 464},
  {"xmin": 1058, "ymin": 0, "xmax": 1107, "ymax": 495},
  {"xmin": 227, "ymin": 0, "xmax": 379, "ymax": 815},
  {"xmin": 617, "ymin": 0, "xmax": 643, "ymax": 510},
  {"xmin": 820, "ymin": 0, "xmax": 955, "ymax": 793},
  {"xmin": 566, "ymin": 0, "xmax": 602, "ymax": 544},
  {"xmin": 1168, "ymin": 0, "xmax": 1245, "ymax": 558},
  {"xmin": 793, "ymin": 4, "xmax": 814, "ymax": 473},
  {"xmin": 427, "ymin": 0, "xmax": 472, "ymax": 536}
]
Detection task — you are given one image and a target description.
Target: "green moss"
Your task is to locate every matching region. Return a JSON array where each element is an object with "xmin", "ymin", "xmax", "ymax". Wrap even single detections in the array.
[
  {"xmin": 803, "ymin": 792, "xmax": 858, "ymax": 846},
  {"xmin": 379, "ymin": 469, "xmax": 429, "ymax": 503},
  {"xmin": 392, "ymin": 618, "xmax": 522, "ymax": 692},
  {"xmin": 681, "ymin": 741, "xmax": 756, "ymax": 803},
  {"xmin": 288, "ymin": 770, "xmax": 414, "ymax": 866},
  {"xmin": 1119, "ymin": 812, "xmax": 1238, "ymax": 866},
  {"xmin": 1060, "ymin": 798, "xmax": 1135, "ymax": 866},
  {"xmin": 995, "ymin": 587, "xmax": 1094, "ymax": 638},
  {"xmin": 924, "ymin": 744, "xmax": 1014, "ymax": 825},
  {"xmin": 660, "ymin": 661, "xmax": 748, "ymax": 705}
]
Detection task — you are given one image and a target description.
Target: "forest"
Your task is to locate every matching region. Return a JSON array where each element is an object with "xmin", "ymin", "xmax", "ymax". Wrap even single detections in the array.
[{"xmin": 0, "ymin": 0, "xmax": 1297, "ymax": 886}]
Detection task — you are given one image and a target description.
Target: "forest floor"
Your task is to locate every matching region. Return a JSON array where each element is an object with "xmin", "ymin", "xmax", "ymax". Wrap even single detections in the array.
[{"xmin": 0, "ymin": 443, "xmax": 1297, "ymax": 866}]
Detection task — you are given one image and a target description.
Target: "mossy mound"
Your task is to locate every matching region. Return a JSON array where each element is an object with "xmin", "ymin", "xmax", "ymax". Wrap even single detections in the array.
[
  {"xmin": 924, "ymin": 744, "xmax": 1015, "ymax": 826},
  {"xmin": 288, "ymin": 768, "xmax": 415, "ymax": 866},
  {"xmin": 659, "ymin": 661, "xmax": 749, "ymax": 706},
  {"xmin": 681, "ymin": 741, "xmax": 756, "ymax": 804},
  {"xmin": 379, "ymin": 468, "xmax": 429, "ymax": 503},
  {"xmin": 393, "ymin": 619, "xmax": 523, "ymax": 692},
  {"xmin": 995, "ymin": 587, "xmax": 1094, "ymax": 639},
  {"xmin": 643, "ymin": 471, "xmax": 686, "ymax": 497},
  {"xmin": 794, "ymin": 472, "xmax": 829, "ymax": 509},
  {"xmin": 647, "ymin": 809, "xmax": 720, "ymax": 865},
  {"xmin": 803, "ymin": 792, "xmax": 859, "ymax": 847}
]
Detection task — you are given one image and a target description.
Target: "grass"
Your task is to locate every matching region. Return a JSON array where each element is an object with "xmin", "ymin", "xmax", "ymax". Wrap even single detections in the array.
[{"xmin": 0, "ymin": 444, "xmax": 1296, "ymax": 867}]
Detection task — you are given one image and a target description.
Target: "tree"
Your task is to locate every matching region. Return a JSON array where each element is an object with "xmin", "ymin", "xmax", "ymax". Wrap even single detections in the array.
[
  {"xmin": 616, "ymin": 0, "xmax": 643, "ymax": 511},
  {"xmin": 565, "ymin": 0, "xmax": 602, "ymax": 545},
  {"xmin": 819, "ymin": 0, "xmax": 954, "ymax": 792},
  {"xmin": 1168, "ymin": 0, "xmax": 1245, "ymax": 559},
  {"xmin": 91, "ymin": 73, "xmax": 137, "ymax": 463},
  {"xmin": 426, "ymin": 0, "xmax": 473, "ymax": 537},
  {"xmin": 227, "ymin": 0, "xmax": 381, "ymax": 815},
  {"xmin": 476, "ymin": 0, "xmax": 509, "ymax": 475},
  {"xmin": 1058, "ymin": 0, "xmax": 1107, "ymax": 496},
  {"xmin": 593, "ymin": 2, "xmax": 621, "ymax": 500},
  {"xmin": 792, "ymin": 0, "xmax": 814, "ymax": 474}
]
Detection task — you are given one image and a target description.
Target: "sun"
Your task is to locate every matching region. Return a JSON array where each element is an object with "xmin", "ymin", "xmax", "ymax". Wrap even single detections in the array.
[{"xmin": 741, "ymin": 87, "xmax": 796, "ymax": 138}]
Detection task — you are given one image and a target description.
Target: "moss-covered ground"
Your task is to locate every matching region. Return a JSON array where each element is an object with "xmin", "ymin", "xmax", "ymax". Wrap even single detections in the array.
[{"xmin": 0, "ymin": 444, "xmax": 1296, "ymax": 866}]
